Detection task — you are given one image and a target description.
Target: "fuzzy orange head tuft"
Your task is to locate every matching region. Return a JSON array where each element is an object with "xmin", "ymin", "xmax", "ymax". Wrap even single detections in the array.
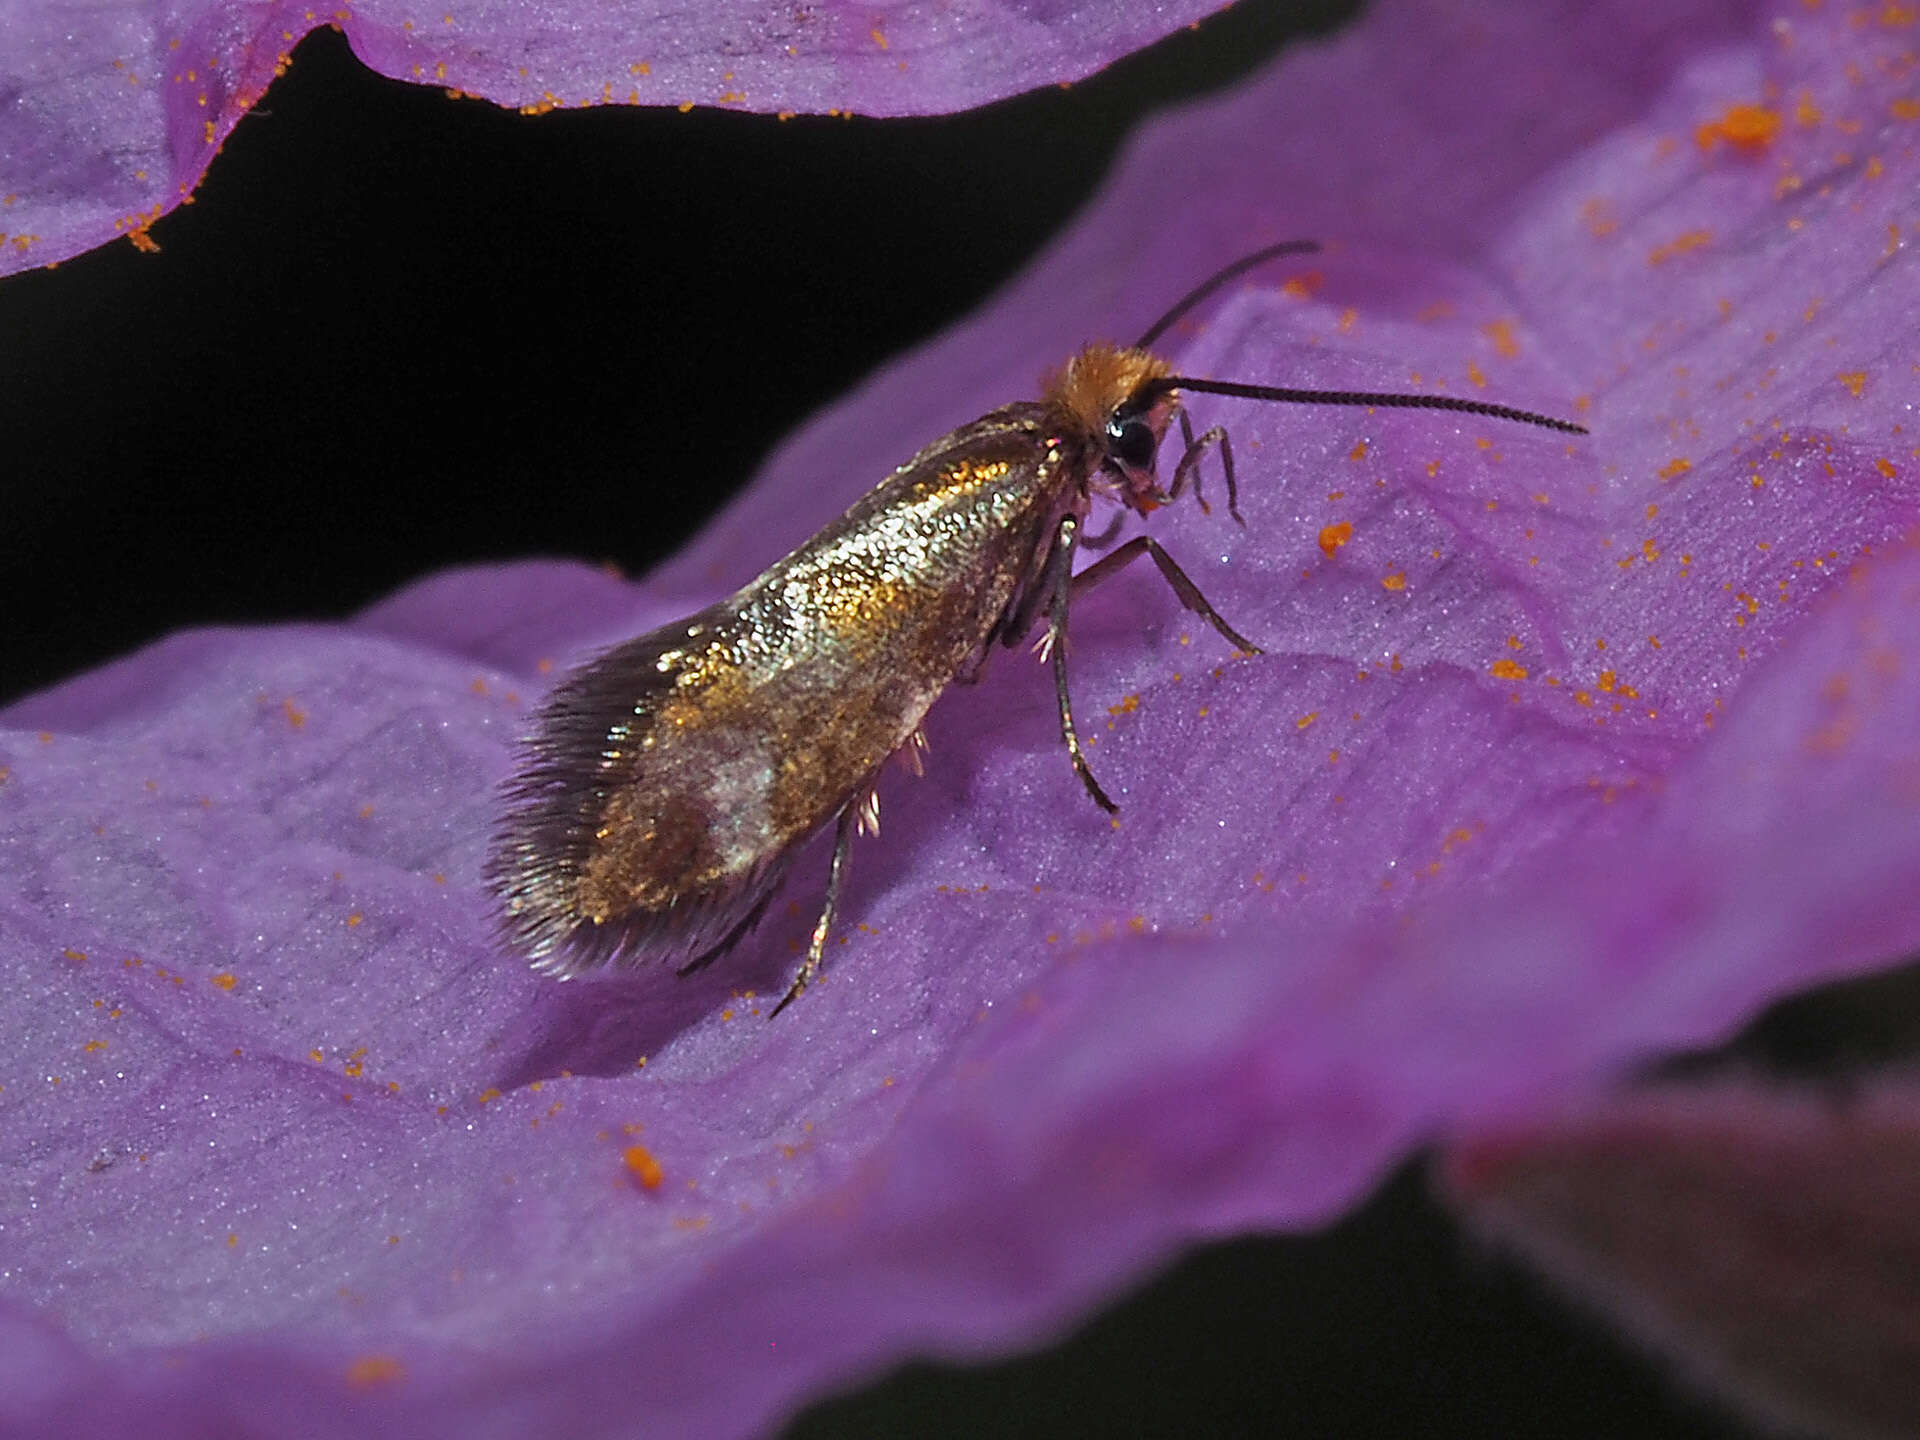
[{"xmin": 1039, "ymin": 343, "xmax": 1174, "ymax": 443}]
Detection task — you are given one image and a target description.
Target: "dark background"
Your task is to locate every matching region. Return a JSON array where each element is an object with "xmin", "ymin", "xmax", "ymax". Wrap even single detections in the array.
[
  {"xmin": 4, "ymin": 4, "xmax": 1762, "ymax": 1434},
  {"xmin": 4, "ymin": 0, "xmax": 1358, "ymax": 708}
]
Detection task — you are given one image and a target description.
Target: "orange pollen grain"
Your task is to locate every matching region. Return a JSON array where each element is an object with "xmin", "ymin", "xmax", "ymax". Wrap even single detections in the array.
[
  {"xmin": 1318, "ymin": 521, "xmax": 1353, "ymax": 557},
  {"xmin": 1381, "ymin": 571, "xmax": 1406, "ymax": 591},
  {"xmin": 211, "ymin": 972, "xmax": 237, "ymax": 990},
  {"xmin": 1695, "ymin": 103, "xmax": 1781, "ymax": 152},
  {"xmin": 624, "ymin": 1144, "xmax": 665, "ymax": 1191},
  {"xmin": 346, "ymin": 1355, "xmax": 406, "ymax": 1388},
  {"xmin": 1481, "ymin": 319, "xmax": 1520, "ymax": 357},
  {"xmin": 1648, "ymin": 230, "xmax": 1712, "ymax": 265},
  {"xmin": 1490, "ymin": 659, "xmax": 1529, "ymax": 680}
]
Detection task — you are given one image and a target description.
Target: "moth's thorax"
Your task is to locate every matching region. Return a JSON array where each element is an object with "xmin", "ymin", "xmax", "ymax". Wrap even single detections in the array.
[{"xmin": 758, "ymin": 413, "xmax": 1073, "ymax": 680}]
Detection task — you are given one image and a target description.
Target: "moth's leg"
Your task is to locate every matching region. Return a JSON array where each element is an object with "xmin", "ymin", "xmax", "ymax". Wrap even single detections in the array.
[
  {"xmin": 1079, "ymin": 507, "xmax": 1127, "ymax": 552},
  {"xmin": 771, "ymin": 798, "xmax": 861, "ymax": 1018},
  {"xmin": 1165, "ymin": 415, "xmax": 1243, "ymax": 526},
  {"xmin": 1174, "ymin": 412, "xmax": 1202, "ymax": 509},
  {"xmin": 1071, "ymin": 535, "xmax": 1262, "ymax": 655},
  {"xmin": 675, "ymin": 889, "xmax": 778, "ymax": 978},
  {"xmin": 897, "ymin": 726, "xmax": 930, "ymax": 777},
  {"xmin": 1042, "ymin": 515, "xmax": 1118, "ymax": 815},
  {"xmin": 953, "ymin": 642, "xmax": 992, "ymax": 686}
]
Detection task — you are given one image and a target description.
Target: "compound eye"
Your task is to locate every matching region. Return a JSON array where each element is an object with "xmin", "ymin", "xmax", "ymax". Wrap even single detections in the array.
[{"xmin": 1106, "ymin": 415, "xmax": 1156, "ymax": 471}]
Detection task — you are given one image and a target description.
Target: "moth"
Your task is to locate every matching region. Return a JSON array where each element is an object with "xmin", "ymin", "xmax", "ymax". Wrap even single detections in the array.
[{"xmin": 487, "ymin": 241, "xmax": 1585, "ymax": 1014}]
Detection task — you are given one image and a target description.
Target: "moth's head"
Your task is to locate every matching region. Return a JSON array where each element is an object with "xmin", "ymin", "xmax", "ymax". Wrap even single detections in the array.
[{"xmin": 1041, "ymin": 343, "xmax": 1180, "ymax": 514}]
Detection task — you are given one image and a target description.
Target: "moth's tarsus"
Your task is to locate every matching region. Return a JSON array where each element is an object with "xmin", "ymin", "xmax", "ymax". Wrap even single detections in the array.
[{"xmin": 769, "ymin": 800, "xmax": 861, "ymax": 1018}]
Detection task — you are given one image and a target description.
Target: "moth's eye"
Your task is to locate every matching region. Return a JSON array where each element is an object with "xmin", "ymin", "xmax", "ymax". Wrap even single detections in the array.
[{"xmin": 1106, "ymin": 416, "xmax": 1156, "ymax": 471}]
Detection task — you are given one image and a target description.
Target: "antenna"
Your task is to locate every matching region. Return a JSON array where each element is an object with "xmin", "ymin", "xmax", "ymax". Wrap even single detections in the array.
[
  {"xmin": 1133, "ymin": 240, "xmax": 1321, "ymax": 349},
  {"xmin": 1151, "ymin": 376, "xmax": 1588, "ymax": 436}
]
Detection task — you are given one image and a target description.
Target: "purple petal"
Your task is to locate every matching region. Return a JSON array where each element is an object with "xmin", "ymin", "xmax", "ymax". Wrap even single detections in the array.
[
  {"xmin": 1441, "ymin": 1082, "xmax": 1920, "ymax": 1440},
  {"xmin": 0, "ymin": 0, "xmax": 1227, "ymax": 278},
  {"xmin": 6, "ymin": 1, "xmax": 1920, "ymax": 1437}
]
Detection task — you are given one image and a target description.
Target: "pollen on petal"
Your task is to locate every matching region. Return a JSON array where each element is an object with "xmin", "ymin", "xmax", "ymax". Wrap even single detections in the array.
[
  {"xmin": 345, "ymin": 1354, "xmax": 405, "ymax": 1388},
  {"xmin": 1694, "ymin": 103, "xmax": 1780, "ymax": 152},
  {"xmin": 624, "ymin": 1145, "xmax": 665, "ymax": 1191}
]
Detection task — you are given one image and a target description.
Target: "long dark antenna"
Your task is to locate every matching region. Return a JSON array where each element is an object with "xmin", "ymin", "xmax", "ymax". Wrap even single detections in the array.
[
  {"xmin": 1133, "ymin": 240, "xmax": 1322, "ymax": 349},
  {"xmin": 1148, "ymin": 376, "xmax": 1588, "ymax": 436}
]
